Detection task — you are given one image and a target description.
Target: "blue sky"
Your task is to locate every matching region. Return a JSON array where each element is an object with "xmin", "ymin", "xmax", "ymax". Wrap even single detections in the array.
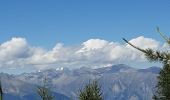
[
  {"xmin": 0, "ymin": 0, "xmax": 170, "ymax": 48},
  {"xmin": 0, "ymin": 0, "xmax": 169, "ymax": 74}
]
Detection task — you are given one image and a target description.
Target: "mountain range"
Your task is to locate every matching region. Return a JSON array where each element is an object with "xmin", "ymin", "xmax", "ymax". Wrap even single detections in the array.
[{"xmin": 0, "ymin": 64, "xmax": 160, "ymax": 100}]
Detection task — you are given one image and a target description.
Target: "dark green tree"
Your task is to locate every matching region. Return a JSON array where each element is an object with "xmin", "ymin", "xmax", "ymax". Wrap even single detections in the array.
[
  {"xmin": 0, "ymin": 81, "xmax": 3, "ymax": 100},
  {"xmin": 78, "ymin": 80, "xmax": 103, "ymax": 100},
  {"xmin": 37, "ymin": 77, "xmax": 54, "ymax": 100},
  {"xmin": 123, "ymin": 27, "xmax": 170, "ymax": 100}
]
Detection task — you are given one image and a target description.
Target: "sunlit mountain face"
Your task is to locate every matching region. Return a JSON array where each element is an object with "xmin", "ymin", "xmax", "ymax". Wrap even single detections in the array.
[{"xmin": 0, "ymin": 64, "xmax": 160, "ymax": 100}]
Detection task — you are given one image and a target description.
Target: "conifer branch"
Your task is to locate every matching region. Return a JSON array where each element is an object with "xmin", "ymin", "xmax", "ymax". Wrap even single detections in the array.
[
  {"xmin": 123, "ymin": 38, "xmax": 170, "ymax": 63},
  {"xmin": 156, "ymin": 27, "xmax": 170, "ymax": 45},
  {"xmin": 79, "ymin": 80, "xmax": 103, "ymax": 100},
  {"xmin": 122, "ymin": 38, "xmax": 147, "ymax": 53}
]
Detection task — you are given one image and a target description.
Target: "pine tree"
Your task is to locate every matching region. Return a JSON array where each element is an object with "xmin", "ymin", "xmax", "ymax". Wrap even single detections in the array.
[
  {"xmin": 37, "ymin": 77, "xmax": 54, "ymax": 100},
  {"xmin": 78, "ymin": 80, "xmax": 103, "ymax": 100},
  {"xmin": 0, "ymin": 81, "xmax": 3, "ymax": 100},
  {"xmin": 123, "ymin": 27, "xmax": 170, "ymax": 100}
]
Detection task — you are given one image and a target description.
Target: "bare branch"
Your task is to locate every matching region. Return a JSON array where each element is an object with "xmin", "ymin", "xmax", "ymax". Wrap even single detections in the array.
[
  {"xmin": 156, "ymin": 27, "xmax": 170, "ymax": 45},
  {"xmin": 122, "ymin": 38, "xmax": 147, "ymax": 53}
]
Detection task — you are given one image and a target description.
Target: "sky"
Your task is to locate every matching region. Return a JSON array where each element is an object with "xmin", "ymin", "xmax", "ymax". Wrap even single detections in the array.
[{"xmin": 0, "ymin": 0, "xmax": 170, "ymax": 74}]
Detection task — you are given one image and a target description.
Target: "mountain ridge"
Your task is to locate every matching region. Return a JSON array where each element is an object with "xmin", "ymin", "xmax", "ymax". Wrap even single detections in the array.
[{"xmin": 0, "ymin": 64, "xmax": 160, "ymax": 100}]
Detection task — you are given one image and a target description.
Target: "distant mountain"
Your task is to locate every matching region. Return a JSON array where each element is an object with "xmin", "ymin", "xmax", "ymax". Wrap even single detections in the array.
[
  {"xmin": 138, "ymin": 66, "xmax": 161, "ymax": 74},
  {"xmin": 96, "ymin": 64, "xmax": 135, "ymax": 73},
  {"xmin": 3, "ymin": 92, "xmax": 70, "ymax": 100},
  {"xmin": 0, "ymin": 64, "xmax": 160, "ymax": 100}
]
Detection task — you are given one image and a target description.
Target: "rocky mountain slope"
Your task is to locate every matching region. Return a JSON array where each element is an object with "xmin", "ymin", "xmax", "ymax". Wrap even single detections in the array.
[{"xmin": 0, "ymin": 64, "xmax": 160, "ymax": 100}]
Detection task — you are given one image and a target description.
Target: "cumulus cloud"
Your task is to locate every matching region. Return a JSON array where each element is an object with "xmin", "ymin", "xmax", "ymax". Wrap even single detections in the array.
[
  {"xmin": 77, "ymin": 39, "xmax": 109, "ymax": 53},
  {"xmin": 127, "ymin": 36, "xmax": 160, "ymax": 50},
  {"xmin": 0, "ymin": 38, "xmax": 31, "ymax": 61},
  {"xmin": 0, "ymin": 36, "xmax": 165, "ymax": 71}
]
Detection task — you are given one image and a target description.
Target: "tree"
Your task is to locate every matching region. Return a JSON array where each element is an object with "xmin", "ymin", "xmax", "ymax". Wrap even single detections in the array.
[
  {"xmin": 78, "ymin": 80, "xmax": 103, "ymax": 100},
  {"xmin": 37, "ymin": 77, "xmax": 54, "ymax": 100},
  {"xmin": 0, "ymin": 81, "xmax": 3, "ymax": 100},
  {"xmin": 123, "ymin": 27, "xmax": 170, "ymax": 100}
]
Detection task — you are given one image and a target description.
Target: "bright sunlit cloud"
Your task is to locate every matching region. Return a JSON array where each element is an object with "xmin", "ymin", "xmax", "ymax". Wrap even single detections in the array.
[{"xmin": 0, "ymin": 36, "xmax": 165, "ymax": 70}]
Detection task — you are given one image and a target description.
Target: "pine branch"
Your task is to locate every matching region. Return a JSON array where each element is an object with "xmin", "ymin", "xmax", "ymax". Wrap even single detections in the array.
[
  {"xmin": 37, "ymin": 77, "xmax": 54, "ymax": 100},
  {"xmin": 123, "ymin": 28, "xmax": 170, "ymax": 100},
  {"xmin": 79, "ymin": 80, "xmax": 103, "ymax": 100},
  {"xmin": 144, "ymin": 49, "xmax": 170, "ymax": 63},
  {"xmin": 123, "ymin": 38, "xmax": 170, "ymax": 63},
  {"xmin": 156, "ymin": 27, "xmax": 170, "ymax": 45},
  {"xmin": 122, "ymin": 38, "xmax": 147, "ymax": 53}
]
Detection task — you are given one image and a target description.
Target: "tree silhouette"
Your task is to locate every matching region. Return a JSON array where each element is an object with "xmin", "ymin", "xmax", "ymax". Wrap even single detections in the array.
[
  {"xmin": 79, "ymin": 80, "xmax": 103, "ymax": 100},
  {"xmin": 37, "ymin": 77, "xmax": 54, "ymax": 100}
]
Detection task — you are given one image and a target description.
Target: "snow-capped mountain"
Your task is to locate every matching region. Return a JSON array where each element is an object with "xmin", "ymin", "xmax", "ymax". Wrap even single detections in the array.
[{"xmin": 0, "ymin": 64, "xmax": 160, "ymax": 100}]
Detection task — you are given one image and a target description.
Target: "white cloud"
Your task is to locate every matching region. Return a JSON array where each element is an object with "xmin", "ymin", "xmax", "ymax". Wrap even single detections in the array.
[
  {"xmin": 0, "ymin": 37, "xmax": 31, "ymax": 61},
  {"xmin": 77, "ymin": 39, "xmax": 109, "ymax": 53},
  {"xmin": 0, "ymin": 36, "xmax": 165, "ymax": 71},
  {"xmin": 127, "ymin": 36, "xmax": 160, "ymax": 50}
]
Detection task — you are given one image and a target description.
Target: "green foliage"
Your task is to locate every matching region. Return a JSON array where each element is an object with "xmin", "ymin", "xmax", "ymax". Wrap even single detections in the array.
[
  {"xmin": 79, "ymin": 80, "xmax": 103, "ymax": 100},
  {"xmin": 0, "ymin": 81, "xmax": 3, "ymax": 100},
  {"xmin": 37, "ymin": 77, "xmax": 54, "ymax": 100},
  {"xmin": 154, "ymin": 63, "xmax": 170, "ymax": 100},
  {"xmin": 123, "ymin": 27, "xmax": 170, "ymax": 100},
  {"xmin": 144, "ymin": 49, "xmax": 170, "ymax": 64}
]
